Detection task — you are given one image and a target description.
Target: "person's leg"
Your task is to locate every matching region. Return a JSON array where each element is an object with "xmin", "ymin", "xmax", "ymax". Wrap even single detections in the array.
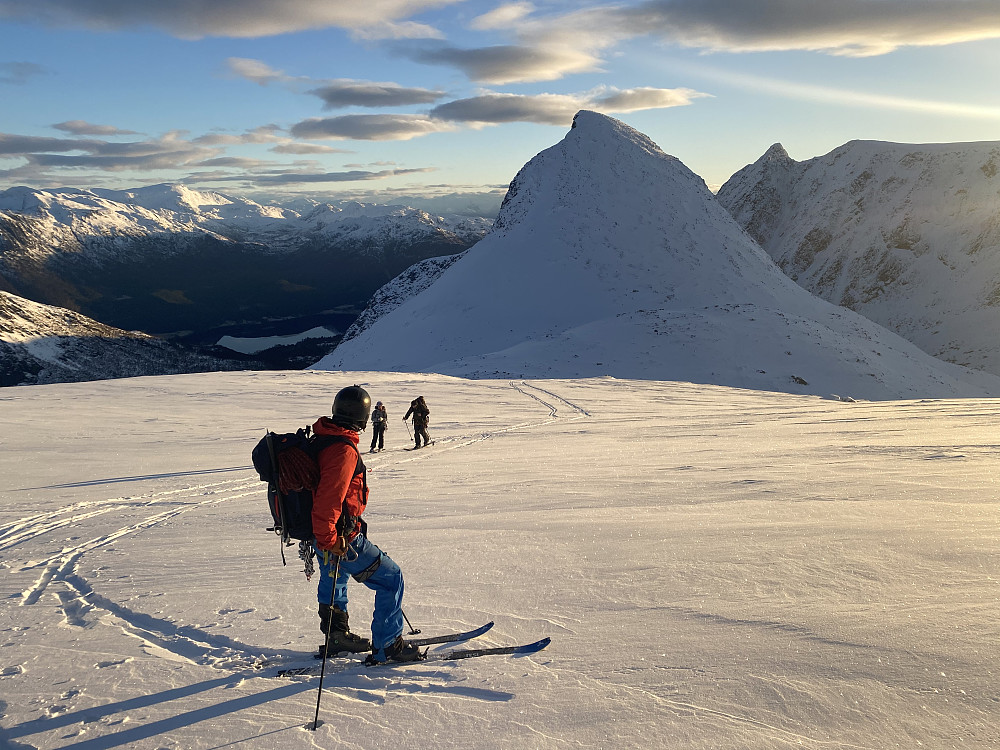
[
  {"xmin": 337, "ymin": 534, "xmax": 404, "ymax": 652},
  {"xmin": 316, "ymin": 545, "xmax": 349, "ymax": 611},
  {"xmin": 315, "ymin": 545, "xmax": 370, "ymax": 653}
]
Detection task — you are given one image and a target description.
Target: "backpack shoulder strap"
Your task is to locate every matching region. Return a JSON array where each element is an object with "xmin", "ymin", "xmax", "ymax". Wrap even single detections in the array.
[{"xmin": 311, "ymin": 434, "xmax": 365, "ymax": 476}]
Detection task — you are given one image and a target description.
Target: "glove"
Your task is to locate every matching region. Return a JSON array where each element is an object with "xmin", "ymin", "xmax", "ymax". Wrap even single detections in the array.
[{"xmin": 324, "ymin": 536, "xmax": 349, "ymax": 557}]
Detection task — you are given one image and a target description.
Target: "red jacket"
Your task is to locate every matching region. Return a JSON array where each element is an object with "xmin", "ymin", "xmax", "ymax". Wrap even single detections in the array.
[{"xmin": 310, "ymin": 417, "xmax": 368, "ymax": 550}]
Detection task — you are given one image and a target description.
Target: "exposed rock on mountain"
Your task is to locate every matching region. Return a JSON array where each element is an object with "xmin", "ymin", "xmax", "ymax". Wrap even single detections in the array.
[
  {"xmin": 317, "ymin": 111, "xmax": 1000, "ymax": 400},
  {"xmin": 717, "ymin": 139, "xmax": 1000, "ymax": 375}
]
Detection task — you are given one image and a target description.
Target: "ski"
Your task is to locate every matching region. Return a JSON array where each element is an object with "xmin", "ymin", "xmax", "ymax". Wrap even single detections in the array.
[
  {"xmin": 421, "ymin": 636, "xmax": 550, "ymax": 663},
  {"xmin": 404, "ymin": 441, "xmax": 436, "ymax": 451},
  {"xmin": 310, "ymin": 620, "xmax": 494, "ymax": 659},
  {"xmin": 408, "ymin": 620, "xmax": 494, "ymax": 647},
  {"xmin": 276, "ymin": 636, "xmax": 549, "ymax": 677},
  {"xmin": 266, "ymin": 622, "xmax": 497, "ymax": 676}
]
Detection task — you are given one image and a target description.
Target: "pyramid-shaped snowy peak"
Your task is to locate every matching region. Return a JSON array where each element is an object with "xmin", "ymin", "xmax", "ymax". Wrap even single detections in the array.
[{"xmin": 316, "ymin": 111, "xmax": 1000, "ymax": 400}]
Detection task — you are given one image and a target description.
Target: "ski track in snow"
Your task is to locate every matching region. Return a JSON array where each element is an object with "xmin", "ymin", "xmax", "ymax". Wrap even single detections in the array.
[{"xmin": 2, "ymin": 380, "xmax": 587, "ymax": 677}]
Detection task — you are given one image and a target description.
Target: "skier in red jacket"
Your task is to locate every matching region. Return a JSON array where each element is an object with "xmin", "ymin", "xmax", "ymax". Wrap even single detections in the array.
[{"xmin": 312, "ymin": 385, "xmax": 422, "ymax": 664}]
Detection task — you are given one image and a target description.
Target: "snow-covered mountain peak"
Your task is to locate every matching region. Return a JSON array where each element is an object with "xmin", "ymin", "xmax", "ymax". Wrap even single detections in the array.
[
  {"xmin": 496, "ymin": 110, "xmax": 695, "ymax": 236},
  {"xmin": 763, "ymin": 143, "xmax": 790, "ymax": 161},
  {"xmin": 717, "ymin": 138, "xmax": 1000, "ymax": 376},
  {"xmin": 95, "ymin": 183, "xmax": 235, "ymax": 214},
  {"xmin": 317, "ymin": 113, "xmax": 1000, "ymax": 399}
]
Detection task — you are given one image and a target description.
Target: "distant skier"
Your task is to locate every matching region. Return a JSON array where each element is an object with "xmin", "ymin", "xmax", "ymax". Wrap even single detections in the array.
[
  {"xmin": 311, "ymin": 385, "xmax": 421, "ymax": 664},
  {"xmin": 403, "ymin": 396, "xmax": 431, "ymax": 449},
  {"xmin": 369, "ymin": 401, "xmax": 387, "ymax": 453}
]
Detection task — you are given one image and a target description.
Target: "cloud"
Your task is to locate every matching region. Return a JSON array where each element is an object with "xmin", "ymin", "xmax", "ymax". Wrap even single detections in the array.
[
  {"xmin": 0, "ymin": 0, "xmax": 459, "ymax": 40},
  {"xmin": 195, "ymin": 157, "xmax": 273, "ymax": 168},
  {"xmin": 430, "ymin": 87, "xmax": 708, "ymax": 125},
  {"xmin": 688, "ymin": 63, "xmax": 1000, "ymax": 120},
  {"xmin": 0, "ymin": 133, "xmax": 94, "ymax": 155},
  {"xmin": 406, "ymin": 43, "xmax": 600, "ymax": 84},
  {"xmin": 0, "ymin": 61, "xmax": 47, "ymax": 85},
  {"xmin": 589, "ymin": 86, "xmax": 710, "ymax": 111},
  {"xmin": 270, "ymin": 142, "xmax": 351, "ymax": 155},
  {"xmin": 246, "ymin": 167, "xmax": 435, "ymax": 184},
  {"xmin": 431, "ymin": 93, "xmax": 584, "ymax": 125},
  {"xmin": 548, "ymin": 0, "xmax": 1000, "ymax": 58},
  {"xmin": 428, "ymin": 0, "xmax": 1000, "ymax": 87},
  {"xmin": 469, "ymin": 2, "xmax": 536, "ymax": 31},
  {"xmin": 52, "ymin": 120, "xmax": 140, "ymax": 136},
  {"xmin": 290, "ymin": 114, "xmax": 456, "ymax": 141},
  {"xmin": 228, "ymin": 57, "xmax": 447, "ymax": 110},
  {"xmin": 0, "ymin": 131, "xmax": 219, "ymax": 172},
  {"xmin": 308, "ymin": 80, "xmax": 446, "ymax": 109},
  {"xmin": 226, "ymin": 58, "xmax": 298, "ymax": 86},
  {"xmin": 192, "ymin": 125, "xmax": 284, "ymax": 146}
]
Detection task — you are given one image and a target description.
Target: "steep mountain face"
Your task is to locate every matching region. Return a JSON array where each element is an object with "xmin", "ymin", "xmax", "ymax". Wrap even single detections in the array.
[
  {"xmin": 316, "ymin": 111, "xmax": 1000, "ymax": 400},
  {"xmin": 717, "ymin": 140, "xmax": 1000, "ymax": 375},
  {"xmin": 0, "ymin": 184, "xmax": 490, "ymax": 338},
  {"xmin": 0, "ymin": 291, "xmax": 245, "ymax": 386}
]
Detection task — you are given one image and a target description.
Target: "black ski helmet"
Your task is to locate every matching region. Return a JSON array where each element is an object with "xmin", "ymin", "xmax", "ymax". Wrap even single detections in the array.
[{"xmin": 332, "ymin": 385, "xmax": 371, "ymax": 430}]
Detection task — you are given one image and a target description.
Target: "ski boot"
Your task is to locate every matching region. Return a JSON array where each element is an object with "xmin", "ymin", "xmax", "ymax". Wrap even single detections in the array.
[
  {"xmin": 365, "ymin": 635, "xmax": 425, "ymax": 666},
  {"xmin": 317, "ymin": 605, "xmax": 371, "ymax": 657}
]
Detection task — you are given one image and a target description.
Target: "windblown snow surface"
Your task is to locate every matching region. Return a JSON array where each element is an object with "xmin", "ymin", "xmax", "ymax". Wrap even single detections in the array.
[{"xmin": 1, "ymin": 370, "xmax": 999, "ymax": 749}]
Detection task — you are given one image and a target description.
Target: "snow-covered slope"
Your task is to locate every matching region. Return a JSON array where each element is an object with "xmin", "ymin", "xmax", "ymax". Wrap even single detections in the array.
[
  {"xmin": 0, "ymin": 291, "xmax": 241, "ymax": 385},
  {"xmin": 717, "ymin": 139, "xmax": 1000, "ymax": 375},
  {"xmin": 316, "ymin": 111, "xmax": 1000, "ymax": 401},
  {"xmin": 3, "ymin": 371, "xmax": 999, "ymax": 748}
]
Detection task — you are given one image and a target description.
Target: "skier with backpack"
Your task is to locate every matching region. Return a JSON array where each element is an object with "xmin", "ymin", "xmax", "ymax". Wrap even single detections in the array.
[
  {"xmin": 369, "ymin": 401, "xmax": 387, "ymax": 453},
  {"xmin": 303, "ymin": 385, "xmax": 421, "ymax": 664},
  {"xmin": 402, "ymin": 396, "xmax": 431, "ymax": 449},
  {"xmin": 253, "ymin": 385, "xmax": 422, "ymax": 665}
]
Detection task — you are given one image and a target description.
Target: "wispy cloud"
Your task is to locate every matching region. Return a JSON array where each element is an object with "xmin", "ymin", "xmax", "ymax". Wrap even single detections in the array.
[
  {"xmin": 242, "ymin": 167, "xmax": 435, "ymax": 185},
  {"xmin": 52, "ymin": 120, "xmax": 140, "ymax": 136},
  {"xmin": 689, "ymin": 63, "xmax": 1000, "ymax": 120},
  {"xmin": 308, "ymin": 80, "xmax": 446, "ymax": 109},
  {"xmin": 0, "ymin": 0, "xmax": 459, "ymax": 40},
  {"xmin": 225, "ymin": 58, "xmax": 300, "ymax": 86},
  {"xmin": 425, "ymin": 0, "xmax": 1000, "ymax": 89},
  {"xmin": 0, "ymin": 61, "xmax": 47, "ymax": 85},
  {"xmin": 0, "ymin": 130, "xmax": 219, "ymax": 173},
  {"xmin": 270, "ymin": 142, "xmax": 351, "ymax": 155},
  {"xmin": 527, "ymin": 0, "xmax": 1000, "ymax": 58},
  {"xmin": 430, "ymin": 87, "xmax": 708, "ymax": 126},
  {"xmin": 403, "ymin": 43, "xmax": 600, "ymax": 84},
  {"xmin": 469, "ymin": 2, "xmax": 536, "ymax": 31},
  {"xmin": 290, "ymin": 114, "xmax": 456, "ymax": 141}
]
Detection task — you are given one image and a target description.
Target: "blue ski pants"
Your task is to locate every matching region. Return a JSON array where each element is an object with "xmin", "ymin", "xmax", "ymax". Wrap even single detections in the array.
[{"xmin": 315, "ymin": 534, "xmax": 404, "ymax": 652}]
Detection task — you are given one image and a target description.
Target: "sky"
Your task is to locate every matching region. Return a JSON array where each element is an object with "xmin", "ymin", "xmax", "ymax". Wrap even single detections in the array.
[{"xmin": 2, "ymin": 0, "xmax": 1000, "ymax": 204}]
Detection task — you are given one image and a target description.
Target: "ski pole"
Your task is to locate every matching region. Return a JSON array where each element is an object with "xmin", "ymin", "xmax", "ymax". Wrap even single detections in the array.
[
  {"xmin": 402, "ymin": 609, "xmax": 421, "ymax": 635},
  {"xmin": 312, "ymin": 552, "xmax": 340, "ymax": 731},
  {"xmin": 404, "ymin": 419, "xmax": 412, "ymax": 441}
]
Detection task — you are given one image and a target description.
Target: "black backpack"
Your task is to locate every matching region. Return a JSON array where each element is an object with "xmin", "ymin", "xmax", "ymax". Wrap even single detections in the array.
[{"xmin": 251, "ymin": 426, "xmax": 366, "ymax": 562}]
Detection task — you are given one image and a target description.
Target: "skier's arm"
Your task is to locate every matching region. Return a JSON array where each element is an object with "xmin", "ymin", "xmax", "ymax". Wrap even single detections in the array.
[{"xmin": 312, "ymin": 444, "xmax": 356, "ymax": 551}]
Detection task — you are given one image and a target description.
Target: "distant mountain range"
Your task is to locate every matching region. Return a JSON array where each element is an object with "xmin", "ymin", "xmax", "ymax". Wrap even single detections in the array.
[
  {"xmin": 717, "ymin": 140, "xmax": 1000, "ymax": 376},
  {"xmin": 0, "ymin": 290, "xmax": 243, "ymax": 386},
  {"xmin": 316, "ymin": 111, "xmax": 1000, "ymax": 400},
  {"xmin": 0, "ymin": 184, "xmax": 490, "ymax": 350}
]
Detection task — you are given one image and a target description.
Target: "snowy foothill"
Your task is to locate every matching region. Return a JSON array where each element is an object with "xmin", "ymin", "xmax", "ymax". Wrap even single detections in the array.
[{"xmin": 2, "ymin": 369, "xmax": 999, "ymax": 748}]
